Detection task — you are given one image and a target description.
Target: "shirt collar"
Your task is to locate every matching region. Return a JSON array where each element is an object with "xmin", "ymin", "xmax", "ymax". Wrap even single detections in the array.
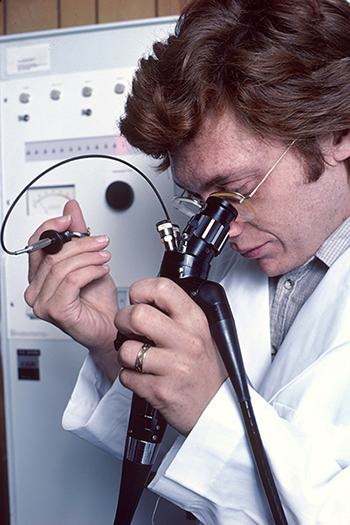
[
  {"xmin": 270, "ymin": 216, "xmax": 350, "ymax": 285},
  {"xmin": 315, "ymin": 216, "xmax": 350, "ymax": 268}
]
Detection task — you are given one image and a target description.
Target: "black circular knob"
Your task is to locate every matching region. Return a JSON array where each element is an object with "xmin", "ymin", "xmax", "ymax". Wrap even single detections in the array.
[{"xmin": 105, "ymin": 181, "xmax": 134, "ymax": 211}]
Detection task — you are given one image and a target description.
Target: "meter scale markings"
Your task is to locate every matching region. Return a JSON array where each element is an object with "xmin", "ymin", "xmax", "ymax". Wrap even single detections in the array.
[{"xmin": 26, "ymin": 185, "xmax": 75, "ymax": 216}]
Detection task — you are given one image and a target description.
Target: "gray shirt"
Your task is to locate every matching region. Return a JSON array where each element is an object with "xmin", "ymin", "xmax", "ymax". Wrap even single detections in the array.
[{"xmin": 269, "ymin": 216, "xmax": 350, "ymax": 357}]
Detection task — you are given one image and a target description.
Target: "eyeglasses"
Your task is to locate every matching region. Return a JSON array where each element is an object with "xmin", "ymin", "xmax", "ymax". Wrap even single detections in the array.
[{"xmin": 172, "ymin": 139, "xmax": 297, "ymax": 222}]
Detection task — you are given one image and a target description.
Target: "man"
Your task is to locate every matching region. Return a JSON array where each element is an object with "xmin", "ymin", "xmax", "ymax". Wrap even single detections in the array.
[{"xmin": 25, "ymin": 0, "xmax": 350, "ymax": 522}]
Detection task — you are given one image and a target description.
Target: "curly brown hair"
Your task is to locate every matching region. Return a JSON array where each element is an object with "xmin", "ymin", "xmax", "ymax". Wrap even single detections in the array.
[{"xmin": 120, "ymin": 0, "xmax": 350, "ymax": 179}]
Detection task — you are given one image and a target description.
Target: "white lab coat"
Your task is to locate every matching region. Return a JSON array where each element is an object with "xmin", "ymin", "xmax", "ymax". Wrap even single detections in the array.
[{"xmin": 62, "ymin": 246, "xmax": 350, "ymax": 524}]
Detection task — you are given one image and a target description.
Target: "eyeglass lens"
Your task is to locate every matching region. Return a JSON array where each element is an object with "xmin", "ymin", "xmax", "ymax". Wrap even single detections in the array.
[{"xmin": 172, "ymin": 192, "xmax": 256, "ymax": 222}]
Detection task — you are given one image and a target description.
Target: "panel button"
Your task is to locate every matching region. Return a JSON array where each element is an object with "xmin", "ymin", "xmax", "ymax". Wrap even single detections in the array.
[
  {"xmin": 114, "ymin": 83, "xmax": 125, "ymax": 94},
  {"xmin": 50, "ymin": 89, "xmax": 61, "ymax": 100},
  {"xmin": 19, "ymin": 92, "xmax": 30, "ymax": 103},
  {"xmin": 82, "ymin": 86, "xmax": 93, "ymax": 97}
]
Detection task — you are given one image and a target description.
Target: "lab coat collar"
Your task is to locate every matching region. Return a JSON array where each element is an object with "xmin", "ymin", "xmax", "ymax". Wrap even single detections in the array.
[
  {"xmin": 261, "ymin": 246, "xmax": 350, "ymax": 402},
  {"xmin": 219, "ymin": 246, "xmax": 350, "ymax": 401}
]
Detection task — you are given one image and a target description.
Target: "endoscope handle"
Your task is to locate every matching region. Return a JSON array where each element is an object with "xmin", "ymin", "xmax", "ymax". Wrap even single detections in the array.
[
  {"xmin": 113, "ymin": 329, "xmax": 167, "ymax": 525},
  {"xmin": 113, "ymin": 393, "xmax": 167, "ymax": 525}
]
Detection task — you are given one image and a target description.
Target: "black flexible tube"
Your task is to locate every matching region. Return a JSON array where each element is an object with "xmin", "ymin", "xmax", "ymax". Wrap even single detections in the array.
[
  {"xmin": 195, "ymin": 280, "xmax": 288, "ymax": 525},
  {"xmin": 113, "ymin": 459, "xmax": 151, "ymax": 525},
  {"xmin": 240, "ymin": 398, "xmax": 287, "ymax": 525}
]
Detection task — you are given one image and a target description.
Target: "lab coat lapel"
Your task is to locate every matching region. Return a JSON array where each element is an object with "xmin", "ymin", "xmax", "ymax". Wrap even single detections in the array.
[{"xmin": 259, "ymin": 246, "xmax": 350, "ymax": 402}]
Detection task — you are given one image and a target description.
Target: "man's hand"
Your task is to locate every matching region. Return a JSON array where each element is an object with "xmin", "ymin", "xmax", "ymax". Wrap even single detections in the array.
[
  {"xmin": 25, "ymin": 200, "xmax": 120, "ymax": 382},
  {"xmin": 115, "ymin": 277, "xmax": 228, "ymax": 435}
]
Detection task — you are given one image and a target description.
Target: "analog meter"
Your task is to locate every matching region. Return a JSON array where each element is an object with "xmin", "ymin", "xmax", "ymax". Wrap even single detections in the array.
[{"xmin": 26, "ymin": 184, "xmax": 75, "ymax": 216}]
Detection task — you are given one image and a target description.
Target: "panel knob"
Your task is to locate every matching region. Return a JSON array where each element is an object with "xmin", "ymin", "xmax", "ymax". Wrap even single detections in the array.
[{"xmin": 106, "ymin": 181, "xmax": 134, "ymax": 211}]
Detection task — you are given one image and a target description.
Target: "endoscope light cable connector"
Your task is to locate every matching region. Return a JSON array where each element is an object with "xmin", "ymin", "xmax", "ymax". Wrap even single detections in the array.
[{"xmin": 13, "ymin": 229, "xmax": 91, "ymax": 255}]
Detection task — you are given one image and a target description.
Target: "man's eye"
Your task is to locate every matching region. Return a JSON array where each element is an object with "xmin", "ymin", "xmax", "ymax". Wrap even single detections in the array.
[
  {"xmin": 222, "ymin": 184, "xmax": 246, "ymax": 195},
  {"xmin": 226, "ymin": 179, "xmax": 256, "ymax": 195}
]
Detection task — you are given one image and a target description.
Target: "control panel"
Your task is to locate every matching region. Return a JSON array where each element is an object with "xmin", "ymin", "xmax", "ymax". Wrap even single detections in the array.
[
  {"xmin": 0, "ymin": 18, "xmax": 191, "ymax": 525},
  {"xmin": 1, "ymin": 64, "xmax": 183, "ymax": 340}
]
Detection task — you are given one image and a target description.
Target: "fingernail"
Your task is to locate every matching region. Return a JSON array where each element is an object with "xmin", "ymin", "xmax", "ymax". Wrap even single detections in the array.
[
  {"xmin": 57, "ymin": 215, "xmax": 71, "ymax": 223},
  {"xmin": 96, "ymin": 235, "xmax": 109, "ymax": 243}
]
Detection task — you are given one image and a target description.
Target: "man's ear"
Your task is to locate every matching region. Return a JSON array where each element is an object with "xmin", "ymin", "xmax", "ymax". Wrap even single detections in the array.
[{"xmin": 333, "ymin": 129, "xmax": 350, "ymax": 162}]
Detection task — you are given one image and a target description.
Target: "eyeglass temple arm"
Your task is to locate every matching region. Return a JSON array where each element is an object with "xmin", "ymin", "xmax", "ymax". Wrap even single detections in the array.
[{"xmin": 247, "ymin": 139, "xmax": 297, "ymax": 199}]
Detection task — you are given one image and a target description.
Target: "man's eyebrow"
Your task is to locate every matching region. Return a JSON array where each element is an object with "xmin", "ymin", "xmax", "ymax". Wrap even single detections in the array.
[
  {"xmin": 173, "ymin": 169, "xmax": 261, "ymax": 193},
  {"xmin": 201, "ymin": 170, "xmax": 261, "ymax": 190},
  {"xmin": 203, "ymin": 174, "xmax": 233, "ymax": 190}
]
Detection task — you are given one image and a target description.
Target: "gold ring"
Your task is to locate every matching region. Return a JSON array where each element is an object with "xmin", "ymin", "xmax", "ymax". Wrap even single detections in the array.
[{"xmin": 135, "ymin": 343, "xmax": 151, "ymax": 373}]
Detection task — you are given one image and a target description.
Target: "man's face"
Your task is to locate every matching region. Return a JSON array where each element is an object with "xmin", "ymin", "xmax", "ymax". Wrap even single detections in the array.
[{"xmin": 170, "ymin": 111, "xmax": 350, "ymax": 277}]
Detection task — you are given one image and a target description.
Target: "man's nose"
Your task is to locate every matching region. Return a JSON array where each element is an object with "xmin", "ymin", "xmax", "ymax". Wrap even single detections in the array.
[{"xmin": 229, "ymin": 219, "xmax": 245, "ymax": 237}]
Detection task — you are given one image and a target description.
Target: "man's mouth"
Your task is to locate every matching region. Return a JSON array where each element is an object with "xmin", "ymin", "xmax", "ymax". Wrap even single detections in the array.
[{"xmin": 231, "ymin": 242, "xmax": 269, "ymax": 259}]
